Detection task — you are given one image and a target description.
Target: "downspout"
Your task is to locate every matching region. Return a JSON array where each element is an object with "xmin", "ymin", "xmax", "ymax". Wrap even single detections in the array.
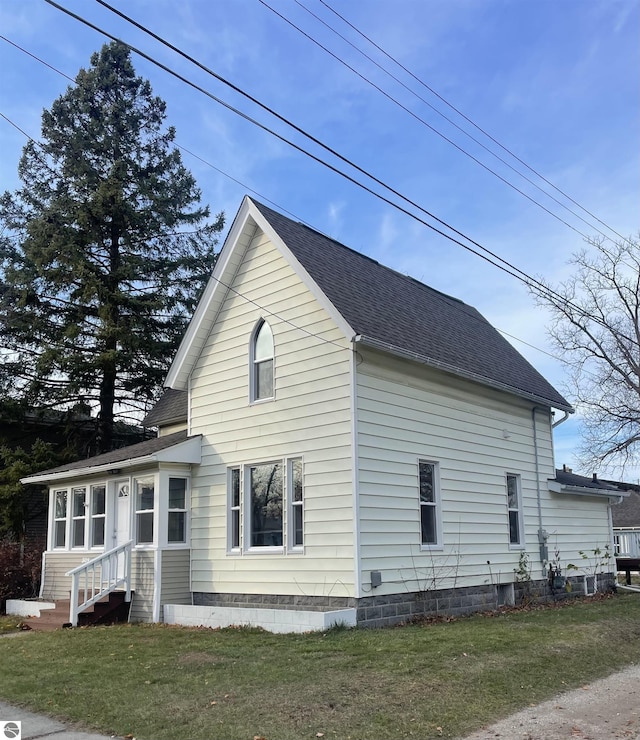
[{"xmin": 532, "ymin": 406, "xmax": 548, "ymax": 572}]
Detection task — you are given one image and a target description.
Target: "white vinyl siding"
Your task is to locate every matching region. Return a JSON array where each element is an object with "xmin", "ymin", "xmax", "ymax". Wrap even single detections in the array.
[
  {"xmin": 189, "ymin": 227, "xmax": 354, "ymax": 598},
  {"xmin": 356, "ymin": 347, "xmax": 612, "ymax": 594}
]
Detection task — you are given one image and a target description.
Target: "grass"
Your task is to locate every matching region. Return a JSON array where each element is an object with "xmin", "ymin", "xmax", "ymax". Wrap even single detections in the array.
[
  {"xmin": 0, "ymin": 614, "xmax": 23, "ymax": 633},
  {"xmin": 1, "ymin": 594, "xmax": 640, "ymax": 739}
]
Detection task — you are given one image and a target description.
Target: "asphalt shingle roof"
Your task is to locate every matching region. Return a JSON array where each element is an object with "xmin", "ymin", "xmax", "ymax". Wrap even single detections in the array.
[
  {"xmin": 143, "ymin": 389, "xmax": 188, "ymax": 428},
  {"xmin": 29, "ymin": 430, "xmax": 188, "ymax": 477},
  {"xmin": 253, "ymin": 200, "xmax": 571, "ymax": 410}
]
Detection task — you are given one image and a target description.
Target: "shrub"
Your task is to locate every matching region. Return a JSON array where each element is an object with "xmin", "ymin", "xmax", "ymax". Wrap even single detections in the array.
[{"xmin": 0, "ymin": 538, "xmax": 43, "ymax": 612}]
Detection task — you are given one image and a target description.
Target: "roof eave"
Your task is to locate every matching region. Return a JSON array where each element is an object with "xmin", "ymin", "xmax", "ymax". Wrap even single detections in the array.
[
  {"xmin": 547, "ymin": 479, "xmax": 628, "ymax": 500},
  {"xmin": 21, "ymin": 436, "xmax": 202, "ymax": 485},
  {"xmin": 354, "ymin": 334, "xmax": 574, "ymax": 413}
]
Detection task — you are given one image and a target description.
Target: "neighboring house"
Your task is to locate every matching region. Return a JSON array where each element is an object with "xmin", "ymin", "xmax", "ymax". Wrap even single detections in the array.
[{"xmin": 20, "ymin": 197, "xmax": 622, "ymax": 630}]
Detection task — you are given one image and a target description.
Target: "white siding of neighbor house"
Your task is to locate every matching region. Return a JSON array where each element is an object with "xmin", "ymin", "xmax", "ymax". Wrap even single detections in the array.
[
  {"xmin": 188, "ymin": 227, "xmax": 355, "ymax": 598},
  {"xmin": 355, "ymin": 348, "xmax": 612, "ymax": 594}
]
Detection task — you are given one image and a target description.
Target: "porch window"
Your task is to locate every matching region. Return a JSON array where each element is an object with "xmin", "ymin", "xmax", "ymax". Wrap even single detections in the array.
[
  {"xmin": 54, "ymin": 490, "xmax": 67, "ymax": 548},
  {"xmin": 506, "ymin": 473, "xmax": 523, "ymax": 546},
  {"xmin": 90, "ymin": 484, "xmax": 106, "ymax": 547},
  {"xmin": 419, "ymin": 460, "xmax": 441, "ymax": 547},
  {"xmin": 168, "ymin": 478, "xmax": 187, "ymax": 544},
  {"xmin": 71, "ymin": 488, "xmax": 86, "ymax": 548},
  {"xmin": 135, "ymin": 477, "xmax": 155, "ymax": 545},
  {"xmin": 250, "ymin": 320, "xmax": 274, "ymax": 402}
]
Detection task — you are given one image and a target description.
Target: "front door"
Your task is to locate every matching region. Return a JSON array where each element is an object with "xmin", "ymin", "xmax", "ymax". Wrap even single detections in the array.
[{"xmin": 114, "ymin": 479, "xmax": 131, "ymax": 548}]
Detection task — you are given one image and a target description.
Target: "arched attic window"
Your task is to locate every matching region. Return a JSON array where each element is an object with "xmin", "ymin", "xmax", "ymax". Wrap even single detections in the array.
[{"xmin": 250, "ymin": 319, "xmax": 274, "ymax": 402}]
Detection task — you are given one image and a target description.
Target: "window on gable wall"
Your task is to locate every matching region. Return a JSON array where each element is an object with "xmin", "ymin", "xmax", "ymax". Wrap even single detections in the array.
[
  {"xmin": 419, "ymin": 460, "xmax": 441, "ymax": 547},
  {"xmin": 506, "ymin": 473, "xmax": 523, "ymax": 546},
  {"xmin": 251, "ymin": 319, "xmax": 274, "ymax": 402},
  {"xmin": 227, "ymin": 458, "xmax": 304, "ymax": 552}
]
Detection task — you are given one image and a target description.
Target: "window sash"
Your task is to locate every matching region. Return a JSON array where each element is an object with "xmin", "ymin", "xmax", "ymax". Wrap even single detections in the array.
[
  {"xmin": 419, "ymin": 461, "xmax": 440, "ymax": 546},
  {"xmin": 53, "ymin": 490, "xmax": 67, "ymax": 548},
  {"xmin": 288, "ymin": 458, "xmax": 303, "ymax": 550},
  {"xmin": 71, "ymin": 488, "xmax": 86, "ymax": 548},
  {"xmin": 90, "ymin": 485, "xmax": 106, "ymax": 548},
  {"xmin": 506, "ymin": 474, "xmax": 522, "ymax": 545},
  {"xmin": 135, "ymin": 478, "xmax": 155, "ymax": 545},
  {"xmin": 168, "ymin": 478, "xmax": 187, "ymax": 544},
  {"xmin": 229, "ymin": 468, "xmax": 241, "ymax": 550},
  {"xmin": 249, "ymin": 462, "xmax": 283, "ymax": 548}
]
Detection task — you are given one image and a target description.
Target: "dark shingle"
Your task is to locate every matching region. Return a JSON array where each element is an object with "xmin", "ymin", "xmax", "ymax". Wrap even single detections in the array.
[
  {"xmin": 28, "ymin": 430, "xmax": 188, "ymax": 477},
  {"xmin": 143, "ymin": 389, "xmax": 188, "ymax": 428},
  {"xmin": 253, "ymin": 200, "xmax": 571, "ymax": 410}
]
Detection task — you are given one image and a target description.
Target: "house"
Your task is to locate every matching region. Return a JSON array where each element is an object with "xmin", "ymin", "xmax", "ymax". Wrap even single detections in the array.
[{"xmin": 18, "ymin": 197, "xmax": 622, "ymax": 631}]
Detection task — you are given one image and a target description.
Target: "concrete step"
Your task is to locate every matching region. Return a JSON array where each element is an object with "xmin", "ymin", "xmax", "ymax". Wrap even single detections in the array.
[{"xmin": 22, "ymin": 591, "xmax": 131, "ymax": 631}]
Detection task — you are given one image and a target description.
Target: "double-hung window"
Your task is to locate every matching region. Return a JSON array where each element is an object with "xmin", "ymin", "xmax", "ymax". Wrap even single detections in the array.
[
  {"xmin": 71, "ymin": 487, "xmax": 86, "ymax": 548},
  {"xmin": 288, "ymin": 458, "xmax": 304, "ymax": 550},
  {"xmin": 229, "ymin": 468, "xmax": 241, "ymax": 551},
  {"xmin": 419, "ymin": 460, "xmax": 441, "ymax": 548},
  {"xmin": 249, "ymin": 462, "xmax": 283, "ymax": 547},
  {"xmin": 90, "ymin": 485, "xmax": 106, "ymax": 548},
  {"xmin": 135, "ymin": 477, "xmax": 155, "ymax": 545},
  {"xmin": 506, "ymin": 473, "xmax": 523, "ymax": 546},
  {"xmin": 168, "ymin": 478, "xmax": 187, "ymax": 544},
  {"xmin": 54, "ymin": 490, "xmax": 68, "ymax": 548}
]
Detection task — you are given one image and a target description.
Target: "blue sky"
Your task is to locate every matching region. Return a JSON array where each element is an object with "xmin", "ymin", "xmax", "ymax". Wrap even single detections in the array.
[{"xmin": 1, "ymin": 0, "xmax": 639, "ymax": 477}]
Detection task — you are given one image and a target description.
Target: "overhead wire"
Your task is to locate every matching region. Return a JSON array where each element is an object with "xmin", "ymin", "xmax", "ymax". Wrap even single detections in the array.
[
  {"xmin": 318, "ymin": 0, "xmax": 632, "ymax": 247},
  {"xmin": 259, "ymin": 0, "xmax": 614, "ymax": 247},
  {"xmin": 10, "ymin": 2, "xmax": 640, "ymax": 348}
]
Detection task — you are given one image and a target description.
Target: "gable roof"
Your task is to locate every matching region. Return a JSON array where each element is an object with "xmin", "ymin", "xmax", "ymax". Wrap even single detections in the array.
[
  {"xmin": 548, "ymin": 468, "xmax": 627, "ymax": 500},
  {"xmin": 143, "ymin": 388, "xmax": 188, "ymax": 428},
  {"xmin": 167, "ymin": 196, "xmax": 572, "ymax": 411},
  {"xmin": 20, "ymin": 430, "xmax": 201, "ymax": 484}
]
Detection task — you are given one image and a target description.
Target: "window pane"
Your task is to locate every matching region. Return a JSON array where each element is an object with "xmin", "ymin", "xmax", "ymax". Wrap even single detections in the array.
[
  {"xmin": 92, "ymin": 518, "xmax": 105, "ymax": 547},
  {"xmin": 250, "ymin": 463, "xmax": 283, "ymax": 547},
  {"xmin": 231, "ymin": 468, "xmax": 240, "ymax": 507},
  {"xmin": 507, "ymin": 476, "xmax": 518, "ymax": 508},
  {"xmin": 293, "ymin": 505, "xmax": 303, "ymax": 547},
  {"xmin": 92, "ymin": 486, "xmax": 105, "ymax": 515},
  {"xmin": 73, "ymin": 489, "xmax": 86, "ymax": 517},
  {"xmin": 254, "ymin": 322, "xmax": 273, "ymax": 361},
  {"xmin": 292, "ymin": 458, "xmax": 303, "ymax": 502},
  {"xmin": 168, "ymin": 511, "xmax": 186, "ymax": 543},
  {"xmin": 137, "ymin": 481, "xmax": 154, "ymax": 511},
  {"xmin": 169, "ymin": 478, "xmax": 186, "ymax": 509},
  {"xmin": 419, "ymin": 463, "xmax": 434, "ymax": 503},
  {"xmin": 256, "ymin": 359, "xmax": 273, "ymax": 399},
  {"xmin": 73, "ymin": 518, "xmax": 85, "ymax": 548},
  {"xmin": 55, "ymin": 520, "xmax": 66, "ymax": 548},
  {"xmin": 137, "ymin": 512, "xmax": 154, "ymax": 544},
  {"xmin": 231, "ymin": 509, "xmax": 240, "ymax": 549},
  {"xmin": 55, "ymin": 491, "xmax": 67, "ymax": 519},
  {"xmin": 509, "ymin": 510, "xmax": 520, "ymax": 544},
  {"xmin": 421, "ymin": 504, "xmax": 436, "ymax": 545}
]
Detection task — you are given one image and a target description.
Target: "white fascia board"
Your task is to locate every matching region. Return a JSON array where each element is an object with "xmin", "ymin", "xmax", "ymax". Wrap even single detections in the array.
[
  {"xmin": 245, "ymin": 198, "xmax": 354, "ymax": 342},
  {"xmin": 21, "ymin": 436, "xmax": 202, "ymax": 485},
  {"xmin": 164, "ymin": 196, "xmax": 258, "ymax": 390},
  {"xmin": 547, "ymin": 480, "xmax": 628, "ymax": 500}
]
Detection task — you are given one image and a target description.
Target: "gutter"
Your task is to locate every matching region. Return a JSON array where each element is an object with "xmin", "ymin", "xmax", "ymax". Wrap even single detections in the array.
[
  {"xmin": 353, "ymin": 334, "xmax": 574, "ymax": 413},
  {"xmin": 547, "ymin": 480, "xmax": 628, "ymax": 501}
]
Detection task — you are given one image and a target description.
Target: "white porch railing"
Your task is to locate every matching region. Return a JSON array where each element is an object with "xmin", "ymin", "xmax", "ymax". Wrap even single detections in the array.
[
  {"xmin": 614, "ymin": 529, "xmax": 640, "ymax": 559},
  {"xmin": 65, "ymin": 540, "xmax": 133, "ymax": 627}
]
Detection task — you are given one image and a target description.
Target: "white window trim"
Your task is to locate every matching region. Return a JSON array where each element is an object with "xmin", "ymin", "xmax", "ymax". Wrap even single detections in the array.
[
  {"xmin": 70, "ymin": 487, "xmax": 87, "ymax": 549},
  {"xmin": 134, "ymin": 475, "xmax": 156, "ymax": 548},
  {"xmin": 227, "ymin": 456, "xmax": 303, "ymax": 555},
  {"xmin": 506, "ymin": 473, "xmax": 525, "ymax": 549},
  {"xmin": 52, "ymin": 489, "xmax": 69, "ymax": 550},
  {"xmin": 166, "ymin": 476, "xmax": 189, "ymax": 548},
  {"xmin": 89, "ymin": 484, "xmax": 107, "ymax": 550},
  {"xmin": 419, "ymin": 459, "xmax": 443, "ymax": 551},
  {"xmin": 249, "ymin": 319, "xmax": 275, "ymax": 405}
]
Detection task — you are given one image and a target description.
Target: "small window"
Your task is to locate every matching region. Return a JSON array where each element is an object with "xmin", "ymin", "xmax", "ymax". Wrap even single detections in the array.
[
  {"xmin": 168, "ymin": 478, "xmax": 187, "ymax": 544},
  {"xmin": 72, "ymin": 487, "xmax": 86, "ymax": 548},
  {"xmin": 251, "ymin": 320, "xmax": 274, "ymax": 402},
  {"xmin": 229, "ymin": 467, "xmax": 241, "ymax": 551},
  {"xmin": 506, "ymin": 474, "xmax": 523, "ymax": 546},
  {"xmin": 288, "ymin": 458, "xmax": 304, "ymax": 550},
  {"xmin": 54, "ymin": 490, "xmax": 67, "ymax": 548},
  {"xmin": 135, "ymin": 477, "xmax": 155, "ymax": 544},
  {"xmin": 249, "ymin": 462, "xmax": 283, "ymax": 547},
  {"xmin": 419, "ymin": 461, "xmax": 440, "ymax": 547},
  {"xmin": 90, "ymin": 485, "xmax": 106, "ymax": 548}
]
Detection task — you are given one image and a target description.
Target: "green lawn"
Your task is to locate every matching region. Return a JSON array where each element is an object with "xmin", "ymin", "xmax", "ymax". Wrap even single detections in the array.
[{"xmin": 1, "ymin": 594, "xmax": 640, "ymax": 740}]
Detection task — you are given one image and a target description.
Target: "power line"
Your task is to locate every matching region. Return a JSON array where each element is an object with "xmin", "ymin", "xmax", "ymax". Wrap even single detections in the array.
[
  {"xmin": 318, "ymin": 0, "xmax": 632, "ymax": 247},
  {"xmin": 23, "ymin": 2, "xmax": 640, "ymax": 350},
  {"xmin": 259, "ymin": 0, "xmax": 613, "ymax": 246}
]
